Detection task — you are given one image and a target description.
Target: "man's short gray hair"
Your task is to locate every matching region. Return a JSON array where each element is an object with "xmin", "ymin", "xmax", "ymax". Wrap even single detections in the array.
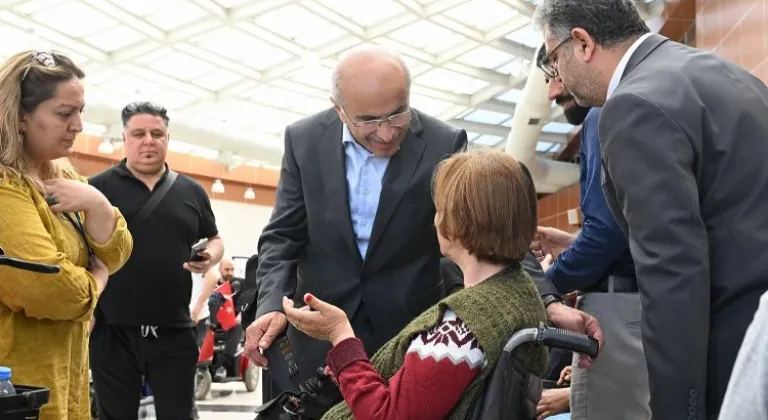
[
  {"xmin": 534, "ymin": 0, "xmax": 650, "ymax": 47},
  {"xmin": 331, "ymin": 45, "xmax": 412, "ymax": 107}
]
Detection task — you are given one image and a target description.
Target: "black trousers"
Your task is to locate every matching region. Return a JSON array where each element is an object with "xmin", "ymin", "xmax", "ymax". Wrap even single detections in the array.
[{"xmin": 90, "ymin": 323, "xmax": 198, "ymax": 420}]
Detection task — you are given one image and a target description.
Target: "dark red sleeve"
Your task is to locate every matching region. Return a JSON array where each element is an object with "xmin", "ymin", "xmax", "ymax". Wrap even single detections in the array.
[{"xmin": 326, "ymin": 311, "xmax": 486, "ymax": 420}]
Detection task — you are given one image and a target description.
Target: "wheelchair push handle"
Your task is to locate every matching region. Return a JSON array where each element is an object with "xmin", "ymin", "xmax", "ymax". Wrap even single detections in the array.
[
  {"xmin": 535, "ymin": 324, "xmax": 599, "ymax": 359},
  {"xmin": 0, "ymin": 246, "xmax": 61, "ymax": 274}
]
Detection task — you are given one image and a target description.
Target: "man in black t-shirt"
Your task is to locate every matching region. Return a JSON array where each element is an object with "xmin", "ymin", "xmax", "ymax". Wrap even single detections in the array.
[{"xmin": 89, "ymin": 101, "xmax": 224, "ymax": 420}]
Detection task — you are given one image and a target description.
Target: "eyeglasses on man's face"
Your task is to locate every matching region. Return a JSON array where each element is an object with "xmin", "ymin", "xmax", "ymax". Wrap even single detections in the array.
[
  {"xmin": 538, "ymin": 38, "xmax": 572, "ymax": 79},
  {"xmin": 343, "ymin": 108, "xmax": 413, "ymax": 133}
]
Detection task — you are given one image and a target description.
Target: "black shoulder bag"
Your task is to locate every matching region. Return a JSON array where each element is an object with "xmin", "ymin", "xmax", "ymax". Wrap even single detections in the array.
[{"xmin": 129, "ymin": 170, "xmax": 178, "ymax": 226}]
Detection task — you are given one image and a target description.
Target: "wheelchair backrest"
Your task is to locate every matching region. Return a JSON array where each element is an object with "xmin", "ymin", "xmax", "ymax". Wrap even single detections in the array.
[{"xmin": 464, "ymin": 347, "xmax": 543, "ymax": 420}]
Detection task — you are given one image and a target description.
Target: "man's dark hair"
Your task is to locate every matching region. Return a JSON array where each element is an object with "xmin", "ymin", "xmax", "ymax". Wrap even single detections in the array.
[
  {"xmin": 121, "ymin": 101, "xmax": 170, "ymax": 127},
  {"xmin": 534, "ymin": 0, "xmax": 649, "ymax": 47},
  {"xmin": 536, "ymin": 43, "xmax": 547, "ymax": 67}
]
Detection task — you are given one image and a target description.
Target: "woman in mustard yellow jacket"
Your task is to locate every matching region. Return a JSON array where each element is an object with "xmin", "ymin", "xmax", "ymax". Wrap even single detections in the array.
[{"xmin": 0, "ymin": 51, "xmax": 133, "ymax": 420}]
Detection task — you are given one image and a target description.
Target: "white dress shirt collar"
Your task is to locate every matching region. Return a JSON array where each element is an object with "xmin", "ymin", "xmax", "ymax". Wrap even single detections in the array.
[{"xmin": 606, "ymin": 32, "xmax": 653, "ymax": 99}]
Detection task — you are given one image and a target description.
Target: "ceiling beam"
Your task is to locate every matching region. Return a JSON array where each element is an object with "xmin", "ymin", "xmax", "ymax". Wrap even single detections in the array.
[
  {"xmin": 499, "ymin": 0, "xmax": 537, "ymax": 17},
  {"xmin": 448, "ymin": 119, "xmax": 569, "ymax": 143},
  {"xmin": 490, "ymin": 38, "xmax": 536, "ymax": 58},
  {"xmin": 0, "ymin": 10, "xmax": 108, "ymax": 61}
]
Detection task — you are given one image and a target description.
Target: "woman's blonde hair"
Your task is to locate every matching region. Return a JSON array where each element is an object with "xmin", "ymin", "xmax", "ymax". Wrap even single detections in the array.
[{"xmin": 0, "ymin": 50, "xmax": 85, "ymax": 190}]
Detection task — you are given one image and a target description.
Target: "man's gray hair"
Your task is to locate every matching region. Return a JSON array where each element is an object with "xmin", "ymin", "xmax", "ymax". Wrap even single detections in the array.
[
  {"xmin": 534, "ymin": 0, "xmax": 650, "ymax": 47},
  {"xmin": 330, "ymin": 45, "xmax": 412, "ymax": 107}
]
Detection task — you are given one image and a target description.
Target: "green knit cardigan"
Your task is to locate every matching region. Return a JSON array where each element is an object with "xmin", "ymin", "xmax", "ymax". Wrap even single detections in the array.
[{"xmin": 321, "ymin": 265, "xmax": 549, "ymax": 420}]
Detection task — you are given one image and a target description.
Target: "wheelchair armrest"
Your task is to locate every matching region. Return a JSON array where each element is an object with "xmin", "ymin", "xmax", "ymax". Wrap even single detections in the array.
[{"xmin": 503, "ymin": 323, "xmax": 599, "ymax": 359}]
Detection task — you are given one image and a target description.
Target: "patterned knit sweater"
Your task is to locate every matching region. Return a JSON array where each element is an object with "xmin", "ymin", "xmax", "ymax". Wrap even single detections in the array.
[{"xmin": 321, "ymin": 265, "xmax": 548, "ymax": 420}]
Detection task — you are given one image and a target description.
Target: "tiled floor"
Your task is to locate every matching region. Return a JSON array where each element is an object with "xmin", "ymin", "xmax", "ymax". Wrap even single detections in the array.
[
  {"xmin": 139, "ymin": 373, "xmax": 264, "ymax": 420},
  {"xmin": 196, "ymin": 380, "xmax": 263, "ymax": 420}
]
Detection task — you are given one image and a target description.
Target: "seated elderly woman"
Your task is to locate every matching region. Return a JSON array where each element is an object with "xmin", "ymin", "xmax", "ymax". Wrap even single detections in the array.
[
  {"xmin": 283, "ymin": 149, "xmax": 548, "ymax": 420},
  {"xmin": 0, "ymin": 51, "xmax": 133, "ymax": 420}
]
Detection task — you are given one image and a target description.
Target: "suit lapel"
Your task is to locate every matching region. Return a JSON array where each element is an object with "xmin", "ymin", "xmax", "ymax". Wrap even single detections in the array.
[
  {"xmin": 319, "ymin": 115, "xmax": 360, "ymax": 261},
  {"xmin": 365, "ymin": 113, "xmax": 426, "ymax": 261}
]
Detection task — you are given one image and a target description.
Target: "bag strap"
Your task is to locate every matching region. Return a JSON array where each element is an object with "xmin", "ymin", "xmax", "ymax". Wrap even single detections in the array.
[{"xmin": 129, "ymin": 169, "xmax": 178, "ymax": 226}]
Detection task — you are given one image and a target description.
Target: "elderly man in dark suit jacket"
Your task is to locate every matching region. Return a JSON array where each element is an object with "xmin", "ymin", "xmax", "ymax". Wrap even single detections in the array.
[
  {"xmin": 535, "ymin": 1, "xmax": 768, "ymax": 419},
  {"xmin": 243, "ymin": 45, "xmax": 604, "ymax": 393}
]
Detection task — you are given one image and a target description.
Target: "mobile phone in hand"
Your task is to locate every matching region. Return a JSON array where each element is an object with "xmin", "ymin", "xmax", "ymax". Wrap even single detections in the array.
[{"xmin": 189, "ymin": 238, "xmax": 209, "ymax": 262}]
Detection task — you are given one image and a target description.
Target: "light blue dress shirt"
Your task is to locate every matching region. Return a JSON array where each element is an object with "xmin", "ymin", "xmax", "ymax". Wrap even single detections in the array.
[{"xmin": 342, "ymin": 125, "xmax": 391, "ymax": 258}]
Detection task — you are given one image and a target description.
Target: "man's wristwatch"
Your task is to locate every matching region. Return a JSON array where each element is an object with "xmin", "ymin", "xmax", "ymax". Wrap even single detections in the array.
[{"xmin": 542, "ymin": 293, "xmax": 564, "ymax": 309}]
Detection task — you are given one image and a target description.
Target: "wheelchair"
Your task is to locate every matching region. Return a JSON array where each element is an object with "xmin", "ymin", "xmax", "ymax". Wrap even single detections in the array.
[
  {"xmin": 253, "ymin": 322, "xmax": 598, "ymax": 420},
  {"xmin": 195, "ymin": 278, "xmax": 259, "ymax": 400}
]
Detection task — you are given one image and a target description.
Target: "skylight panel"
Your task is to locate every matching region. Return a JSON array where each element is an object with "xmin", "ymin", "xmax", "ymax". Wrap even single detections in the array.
[
  {"xmin": 289, "ymin": 97, "xmax": 332, "ymax": 115},
  {"xmin": 506, "ymin": 24, "xmax": 543, "ymax": 49},
  {"xmin": 463, "ymin": 109, "xmax": 511, "ymax": 125},
  {"xmin": 388, "ymin": 21, "xmax": 455, "ymax": 49},
  {"xmin": 453, "ymin": 109, "xmax": 474, "ymax": 119},
  {"xmin": 254, "ymin": 5, "xmax": 330, "ymax": 40},
  {"xmin": 456, "ymin": 46, "xmax": 514, "ymax": 70},
  {"xmin": 147, "ymin": 52, "xmax": 217, "ymax": 81},
  {"xmin": 0, "ymin": 25, "xmax": 38, "ymax": 56},
  {"xmin": 410, "ymin": 94, "xmax": 454, "ymax": 116},
  {"xmin": 293, "ymin": 28, "xmax": 348, "ymax": 49},
  {"xmin": 86, "ymin": 68, "xmax": 124, "ymax": 86},
  {"xmin": 441, "ymin": 1, "xmax": 519, "ymax": 31},
  {"xmin": 245, "ymin": 85, "xmax": 308, "ymax": 111},
  {"xmin": 31, "ymin": 1, "xmax": 116, "ymax": 38},
  {"xmin": 398, "ymin": 55, "xmax": 432, "ymax": 76},
  {"xmin": 496, "ymin": 89, "xmax": 524, "ymax": 103},
  {"xmin": 145, "ymin": 4, "xmax": 208, "ymax": 30},
  {"xmin": 192, "ymin": 27, "xmax": 294, "ymax": 69},
  {"xmin": 222, "ymin": 127, "xmax": 283, "ymax": 148},
  {"xmin": 84, "ymin": 88, "xmax": 129, "ymax": 110},
  {"xmin": 83, "ymin": 26, "xmax": 145, "ymax": 52},
  {"xmin": 321, "ymin": 0, "xmax": 405, "ymax": 27},
  {"xmin": 542, "ymin": 122, "xmax": 575, "ymax": 133},
  {"xmin": 496, "ymin": 58, "xmax": 530, "ymax": 76},
  {"xmin": 290, "ymin": 65, "xmax": 334, "ymax": 90},
  {"xmin": 249, "ymin": 82, "xmax": 330, "ymax": 114},
  {"xmin": 415, "ymin": 68, "xmax": 489, "ymax": 95},
  {"xmin": 239, "ymin": 46, "xmax": 294, "ymax": 71},
  {"xmin": 131, "ymin": 47, "xmax": 174, "ymax": 65},
  {"xmin": 13, "ymin": 0, "xmax": 61, "ymax": 15},
  {"xmin": 192, "ymin": 69, "xmax": 242, "ymax": 91},
  {"xmin": 192, "ymin": 27, "xmax": 252, "ymax": 53},
  {"xmin": 422, "ymin": 33, "xmax": 469, "ymax": 55},
  {"xmin": 212, "ymin": 0, "xmax": 252, "ymax": 6},
  {"xmin": 473, "ymin": 134, "xmax": 504, "ymax": 146},
  {"xmin": 101, "ymin": 74, "xmax": 167, "ymax": 98},
  {"xmin": 535, "ymin": 141, "xmax": 555, "ymax": 152},
  {"xmin": 153, "ymin": 90, "xmax": 198, "ymax": 110},
  {"xmin": 117, "ymin": 0, "xmax": 191, "ymax": 16},
  {"xmin": 253, "ymin": 110, "xmax": 305, "ymax": 133}
]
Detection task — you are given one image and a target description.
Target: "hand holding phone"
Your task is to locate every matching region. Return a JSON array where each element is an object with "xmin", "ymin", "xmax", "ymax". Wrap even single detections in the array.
[{"xmin": 189, "ymin": 238, "xmax": 209, "ymax": 262}]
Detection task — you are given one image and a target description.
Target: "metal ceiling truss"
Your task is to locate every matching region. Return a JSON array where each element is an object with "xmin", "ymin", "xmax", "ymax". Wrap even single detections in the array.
[{"xmin": 0, "ymin": 0, "xmax": 569, "ymax": 165}]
